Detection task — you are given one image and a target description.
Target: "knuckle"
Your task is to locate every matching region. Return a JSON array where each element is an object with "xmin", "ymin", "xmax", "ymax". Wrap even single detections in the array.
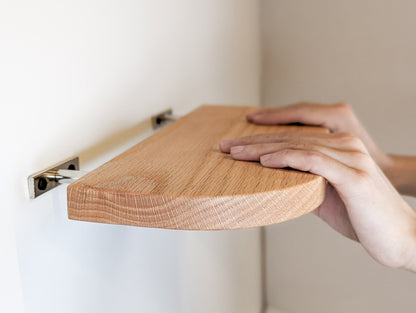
[
  {"xmin": 332, "ymin": 102, "xmax": 355, "ymax": 123},
  {"xmin": 334, "ymin": 101, "xmax": 352, "ymax": 113},
  {"xmin": 253, "ymin": 143, "xmax": 271, "ymax": 153},
  {"xmin": 352, "ymin": 138, "xmax": 367, "ymax": 152},
  {"xmin": 291, "ymin": 102, "xmax": 308, "ymax": 114},
  {"xmin": 351, "ymin": 150, "xmax": 369, "ymax": 161},
  {"xmin": 274, "ymin": 131, "xmax": 296, "ymax": 143},
  {"xmin": 306, "ymin": 150, "xmax": 324, "ymax": 163},
  {"xmin": 296, "ymin": 150, "xmax": 323, "ymax": 172},
  {"xmin": 351, "ymin": 169, "xmax": 372, "ymax": 186},
  {"xmin": 330, "ymin": 132, "xmax": 346, "ymax": 141},
  {"xmin": 245, "ymin": 143, "xmax": 269, "ymax": 155},
  {"xmin": 335, "ymin": 131, "xmax": 353, "ymax": 138},
  {"xmin": 279, "ymin": 148, "xmax": 292, "ymax": 159},
  {"xmin": 244, "ymin": 135, "xmax": 258, "ymax": 143},
  {"xmin": 338, "ymin": 132, "xmax": 355, "ymax": 143},
  {"xmin": 285, "ymin": 141, "xmax": 307, "ymax": 150},
  {"xmin": 350, "ymin": 151, "xmax": 372, "ymax": 167},
  {"xmin": 338, "ymin": 133, "xmax": 365, "ymax": 149},
  {"xmin": 241, "ymin": 134, "xmax": 262, "ymax": 144},
  {"xmin": 277, "ymin": 149, "xmax": 296, "ymax": 165},
  {"xmin": 236, "ymin": 137, "xmax": 250, "ymax": 145}
]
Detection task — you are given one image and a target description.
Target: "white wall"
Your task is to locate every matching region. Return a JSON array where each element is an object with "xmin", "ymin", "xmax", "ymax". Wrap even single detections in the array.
[
  {"xmin": 0, "ymin": 1, "xmax": 262, "ymax": 312},
  {"xmin": 260, "ymin": 1, "xmax": 416, "ymax": 312}
]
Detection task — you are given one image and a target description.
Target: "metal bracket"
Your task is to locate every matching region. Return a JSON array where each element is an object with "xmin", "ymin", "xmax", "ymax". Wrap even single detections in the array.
[
  {"xmin": 151, "ymin": 109, "xmax": 179, "ymax": 130},
  {"xmin": 28, "ymin": 157, "xmax": 86, "ymax": 199},
  {"xmin": 28, "ymin": 110, "xmax": 179, "ymax": 199}
]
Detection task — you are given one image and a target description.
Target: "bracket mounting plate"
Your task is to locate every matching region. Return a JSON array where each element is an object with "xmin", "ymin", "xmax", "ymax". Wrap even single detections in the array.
[{"xmin": 28, "ymin": 157, "xmax": 80, "ymax": 199}]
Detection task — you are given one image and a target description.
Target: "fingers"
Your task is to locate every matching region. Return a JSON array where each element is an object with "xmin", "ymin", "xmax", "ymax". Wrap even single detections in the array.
[
  {"xmin": 259, "ymin": 149, "xmax": 365, "ymax": 189},
  {"xmin": 220, "ymin": 133, "xmax": 291, "ymax": 153},
  {"xmin": 245, "ymin": 102, "xmax": 389, "ymax": 170},
  {"xmin": 221, "ymin": 131, "xmax": 374, "ymax": 190},
  {"xmin": 246, "ymin": 102, "xmax": 355, "ymax": 132},
  {"xmin": 229, "ymin": 142, "xmax": 372, "ymax": 171},
  {"xmin": 220, "ymin": 131, "xmax": 368, "ymax": 154}
]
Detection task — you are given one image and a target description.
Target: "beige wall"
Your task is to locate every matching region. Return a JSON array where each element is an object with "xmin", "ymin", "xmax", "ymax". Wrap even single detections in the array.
[
  {"xmin": 261, "ymin": 0, "xmax": 416, "ymax": 312},
  {"xmin": 261, "ymin": 0, "xmax": 416, "ymax": 154}
]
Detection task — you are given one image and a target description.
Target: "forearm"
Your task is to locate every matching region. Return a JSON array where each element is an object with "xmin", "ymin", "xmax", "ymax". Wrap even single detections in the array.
[{"xmin": 385, "ymin": 155, "xmax": 416, "ymax": 197}]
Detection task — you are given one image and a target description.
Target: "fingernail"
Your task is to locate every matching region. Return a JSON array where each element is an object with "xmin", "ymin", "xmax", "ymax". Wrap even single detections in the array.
[{"xmin": 231, "ymin": 146, "xmax": 244, "ymax": 154}]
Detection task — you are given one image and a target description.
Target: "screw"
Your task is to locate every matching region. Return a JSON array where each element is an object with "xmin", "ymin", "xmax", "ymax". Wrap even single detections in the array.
[{"xmin": 38, "ymin": 178, "xmax": 48, "ymax": 191}]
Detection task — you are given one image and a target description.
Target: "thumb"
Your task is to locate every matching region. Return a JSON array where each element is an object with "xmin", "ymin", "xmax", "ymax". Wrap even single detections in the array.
[{"xmin": 247, "ymin": 102, "xmax": 352, "ymax": 132}]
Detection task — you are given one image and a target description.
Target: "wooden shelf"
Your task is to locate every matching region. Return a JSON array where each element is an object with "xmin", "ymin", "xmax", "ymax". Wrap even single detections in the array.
[{"xmin": 67, "ymin": 105, "xmax": 326, "ymax": 230}]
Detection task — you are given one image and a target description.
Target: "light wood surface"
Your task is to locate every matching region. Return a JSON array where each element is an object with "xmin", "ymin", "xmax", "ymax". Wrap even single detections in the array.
[{"xmin": 67, "ymin": 105, "xmax": 326, "ymax": 230}]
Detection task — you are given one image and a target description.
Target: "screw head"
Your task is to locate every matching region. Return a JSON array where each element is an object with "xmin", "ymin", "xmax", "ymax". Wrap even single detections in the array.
[{"xmin": 37, "ymin": 178, "xmax": 48, "ymax": 191}]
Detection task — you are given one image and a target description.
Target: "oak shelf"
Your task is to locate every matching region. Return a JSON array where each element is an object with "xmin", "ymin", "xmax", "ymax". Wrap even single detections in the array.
[{"xmin": 67, "ymin": 105, "xmax": 326, "ymax": 230}]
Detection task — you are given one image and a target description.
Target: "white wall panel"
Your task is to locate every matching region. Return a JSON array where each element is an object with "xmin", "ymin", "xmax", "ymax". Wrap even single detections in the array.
[{"xmin": 0, "ymin": 1, "xmax": 262, "ymax": 312}]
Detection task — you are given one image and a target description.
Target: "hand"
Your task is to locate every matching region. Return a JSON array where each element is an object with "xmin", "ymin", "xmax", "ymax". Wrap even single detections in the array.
[
  {"xmin": 219, "ymin": 108, "xmax": 416, "ymax": 271},
  {"xmin": 246, "ymin": 102, "xmax": 392, "ymax": 170},
  {"xmin": 246, "ymin": 102, "xmax": 416, "ymax": 197}
]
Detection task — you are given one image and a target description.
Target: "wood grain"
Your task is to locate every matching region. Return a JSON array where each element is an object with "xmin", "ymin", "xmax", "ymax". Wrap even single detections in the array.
[{"xmin": 67, "ymin": 105, "xmax": 326, "ymax": 230}]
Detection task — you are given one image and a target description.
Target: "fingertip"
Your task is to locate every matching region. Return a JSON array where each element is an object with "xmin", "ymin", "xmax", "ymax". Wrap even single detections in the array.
[
  {"xmin": 247, "ymin": 113, "xmax": 263, "ymax": 123},
  {"xmin": 246, "ymin": 112, "xmax": 257, "ymax": 122},
  {"xmin": 219, "ymin": 139, "xmax": 232, "ymax": 153}
]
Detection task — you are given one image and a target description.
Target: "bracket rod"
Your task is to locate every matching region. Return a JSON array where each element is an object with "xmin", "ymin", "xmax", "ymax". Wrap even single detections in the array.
[{"xmin": 28, "ymin": 109, "xmax": 179, "ymax": 199}]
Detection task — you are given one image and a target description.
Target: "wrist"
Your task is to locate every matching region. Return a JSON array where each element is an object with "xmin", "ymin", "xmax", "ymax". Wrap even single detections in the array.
[{"xmin": 402, "ymin": 213, "xmax": 416, "ymax": 272}]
